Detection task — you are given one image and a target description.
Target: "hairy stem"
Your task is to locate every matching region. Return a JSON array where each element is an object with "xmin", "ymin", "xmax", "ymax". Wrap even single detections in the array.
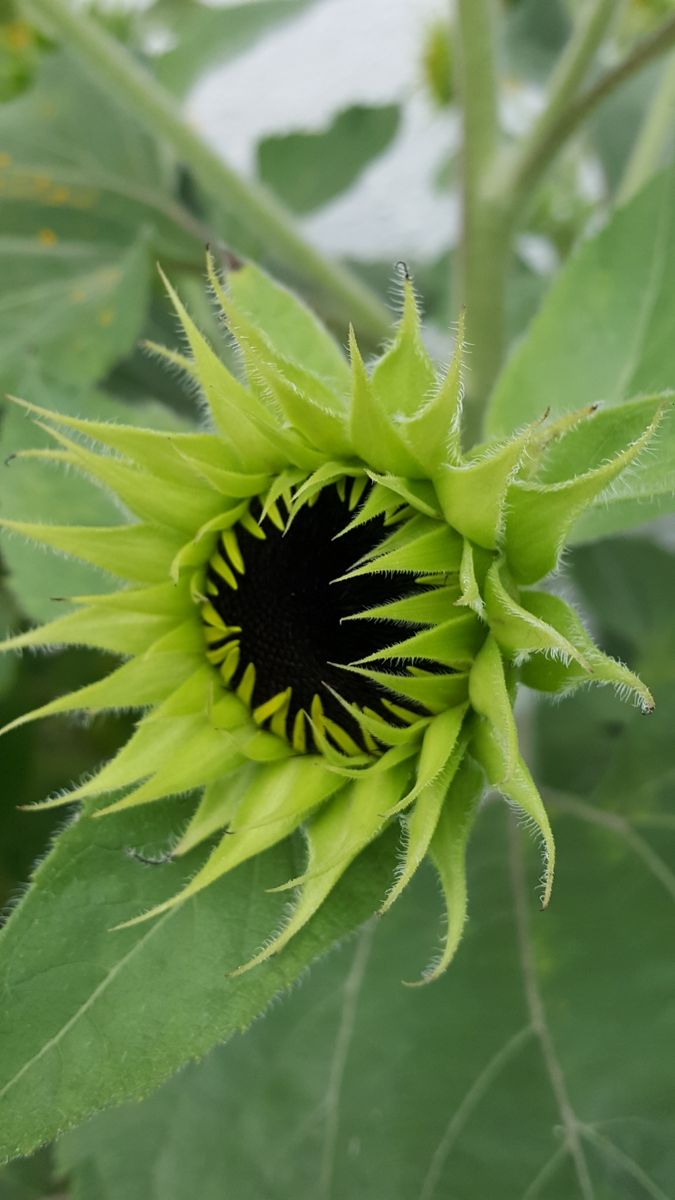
[
  {"xmin": 618, "ymin": 52, "xmax": 675, "ymax": 204},
  {"xmin": 23, "ymin": 0, "xmax": 392, "ymax": 345},
  {"xmin": 455, "ymin": 0, "xmax": 507, "ymax": 434}
]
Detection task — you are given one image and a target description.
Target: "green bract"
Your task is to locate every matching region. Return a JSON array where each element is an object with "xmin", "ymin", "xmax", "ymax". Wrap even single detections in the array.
[{"xmin": 0, "ymin": 257, "xmax": 658, "ymax": 982}]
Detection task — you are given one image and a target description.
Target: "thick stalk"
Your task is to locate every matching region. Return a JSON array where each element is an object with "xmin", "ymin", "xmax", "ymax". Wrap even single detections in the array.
[
  {"xmin": 23, "ymin": 0, "xmax": 392, "ymax": 345},
  {"xmin": 617, "ymin": 52, "xmax": 675, "ymax": 204},
  {"xmin": 456, "ymin": 0, "xmax": 506, "ymax": 435}
]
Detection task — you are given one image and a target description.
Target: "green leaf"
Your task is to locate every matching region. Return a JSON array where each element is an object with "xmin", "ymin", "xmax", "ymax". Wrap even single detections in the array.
[
  {"xmin": 53, "ymin": 536, "xmax": 675, "ymax": 1198},
  {"xmin": 487, "ymin": 169, "xmax": 675, "ymax": 534},
  {"xmin": 0, "ymin": 1148, "xmax": 57, "ymax": 1199},
  {"xmin": 538, "ymin": 394, "xmax": 675, "ymax": 543},
  {"xmin": 503, "ymin": 0, "xmax": 570, "ymax": 82},
  {"xmin": 0, "ymin": 792, "xmax": 398, "ymax": 1164},
  {"xmin": 152, "ymin": 0, "xmax": 317, "ymax": 97},
  {"xmin": 0, "ymin": 50, "xmax": 202, "ymax": 386},
  {"xmin": 257, "ymin": 104, "xmax": 401, "ymax": 215},
  {"xmin": 0, "ymin": 370, "xmax": 188, "ymax": 622},
  {"xmin": 55, "ymin": 800, "xmax": 675, "ymax": 1199},
  {"xmin": 1, "ymin": 235, "xmax": 151, "ymax": 387}
]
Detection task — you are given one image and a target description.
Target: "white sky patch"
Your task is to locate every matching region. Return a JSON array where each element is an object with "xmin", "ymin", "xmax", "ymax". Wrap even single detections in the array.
[{"xmin": 186, "ymin": 0, "xmax": 454, "ymax": 261}]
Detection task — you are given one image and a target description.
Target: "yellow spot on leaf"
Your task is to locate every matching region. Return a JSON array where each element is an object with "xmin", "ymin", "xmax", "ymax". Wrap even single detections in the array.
[
  {"xmin": 70, "ymin": 288, "xmax": 86, "ymax": 303},
  {"xmin": 49, "ymin": 185, "xmax": 70, "ymax": 205},
  {"xmin": 6, "ymin": 21, "xmax": 32, "ymax": 51},
  {"xmin": 97, "ymin": 309, "xmax": 114, "ymax": 327},
  {"xmin": 0, "ymin": 152, "xmax": 11, "ymax": 169},
  {"xmin": 37, "ymin": 228, "xmax": 58, "ymax": 247},
  {"xmin": 33, "ymin": 174, "xmax": 51, "ymax": 191}
]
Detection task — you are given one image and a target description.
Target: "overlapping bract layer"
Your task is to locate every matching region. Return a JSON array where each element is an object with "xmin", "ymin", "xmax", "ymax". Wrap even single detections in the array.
[{"xmin": 0, "ymin": 256, "xmax": 658, "ymax": 980}]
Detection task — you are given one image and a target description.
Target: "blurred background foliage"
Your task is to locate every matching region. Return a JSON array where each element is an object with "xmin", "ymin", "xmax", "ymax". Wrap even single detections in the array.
[{"xmin": 0, "ymin": 1, "xmax": 674, "ymax": 1197}]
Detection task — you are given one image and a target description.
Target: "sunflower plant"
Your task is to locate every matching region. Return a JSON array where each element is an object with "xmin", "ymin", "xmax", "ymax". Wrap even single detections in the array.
[
  {"xmin": 0, "ymin": 252, "xmax": 660, "ymax": 984},
  {"xmin": 1, "ymin": 0, "xmax": 675, "ymax": 1192}
]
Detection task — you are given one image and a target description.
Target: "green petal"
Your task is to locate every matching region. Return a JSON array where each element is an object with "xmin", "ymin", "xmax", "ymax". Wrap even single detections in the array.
[
  {"xmin": 468, "ymin": 634, "xmax": 518, "ymax": 780},
  {"xmin": 483, "ymin": 561, "xmax": 589, "ymax": 668},
  {"xmin": 252, "ymin": 357, "xmax": 353, "ymax": 457},
  {"xmin": 334, "ymin": 480, "xmax": 403, "ymax": 536},
  {"xmin": 97, "ymin": 720, "xmax": 246, "ymax": 816},
  {"xmin": 0, "ymin": 648, "xmax": 197, "ymax": 738},
  {"xmin": 365, "ymin": 472, "xmax": 440, "ymax": 517},
  {"xmin": 348, "ymin": 327, "xmax": 424, "ymax": 475},
  {"xmin": 169, "ymin": 450, "xmax": 268, "ymax": 499},
  {"xmin": 456, "ymin": 538, "xmax": 486, "ymax": 613},
  {"xmin": 44, "ymin": 670, "xmax": 216, "ymax": 807},
  {"xmin": 230, "ymin": 760, "xmax": 410, "ymax": 974},
  {"xmin": 386, "ymin": 703, "xmax": 467, "ymax": 813},
  {"xmin": 30, "ymin": 426, "xmax": 225, "ymax": 533},
  {"xmin": 472, "ymin": 720, "xmax": 555, "ymax": 908},
  {"xmin": 345, "ymin": 583, "xmax": 461, "ymax": 625},
  {"xmin": 371, "ymin": 276, "xmax": 437, "ymax": 418},
  {"xmin": 66, "ymin": 581, "xmax": 190, "ymax": 617},
  {"xmin": 222, "ymin": 259, "xmax": 351, "ymax": 392},
  {"xmin": 434, "ymin": 422, "xmax": 537, "ymax": 549},
  {"xmin": 342, "ymin": 520, "xmax": 462, "ymax": 579},
  {"xmin": 400, "ymin": 309, "xmax": 464, "ymax": 471},
  {"xmin": 504, "ymin": 762, "xmax": 555, "ymax": 911},
  {"xmin": 358, "ymin": 613, "xmax": 482, "ymax": 669},
  {"xmin": 6, "ymin": 394, "xmax": 234, "ymax": 484},
  {"xmin": 0, "ymin": 518, "xmax": 184, "ymax": 583},
  {"xmin": 173, "ymin": 764, "xmax": 257, "ymax": 855},
  {"xmin": 158, "ymin": 268, "xmax": 290, "ymax": 471},
  {"xmin": 504, "ymin": 406, "xmax": 663, "ymax": 583},
  {"xmin": 114, "ymin": 757, "xmax": 343, "ymax": 928},
  {"xmin": 380, "ymin": 740, "xmax": 466, "ymax": 914},
  {"xmin": 0, "ymin": 604, "xmax": 175, "ymax": 657},
  {"xmin": 337, "ymin": 664, "xmax": 469, "ymax": 712},
  {"xmin": 519, "ymin": 589, "xmax": 654, "ymax": 712},
  {"xmin": 408, "ymin": 755, "xmax": 483, "ymax": 983}
]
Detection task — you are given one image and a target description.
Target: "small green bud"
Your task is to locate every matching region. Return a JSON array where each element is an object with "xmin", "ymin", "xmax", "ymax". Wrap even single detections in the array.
[{"xmin": 421, "ymin": 19, "xmax": 455, "ymax": 109}]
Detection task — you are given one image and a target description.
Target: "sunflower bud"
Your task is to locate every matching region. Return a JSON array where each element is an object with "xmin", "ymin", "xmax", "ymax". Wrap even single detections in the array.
[{"xmin": 0, "ymin": 256, "xmax": 658, "ymax": 981}]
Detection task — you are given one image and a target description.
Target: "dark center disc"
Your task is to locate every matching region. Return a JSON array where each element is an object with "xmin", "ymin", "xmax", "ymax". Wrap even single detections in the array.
[{"xmin": 205, "ymin": 486, "xmax": 428, "ymax": 749}]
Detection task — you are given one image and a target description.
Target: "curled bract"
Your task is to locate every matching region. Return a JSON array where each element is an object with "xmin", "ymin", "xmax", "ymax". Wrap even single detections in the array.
[{"xmin": 0, "ymin": 254, "xmax": 659, "ymax": 981}]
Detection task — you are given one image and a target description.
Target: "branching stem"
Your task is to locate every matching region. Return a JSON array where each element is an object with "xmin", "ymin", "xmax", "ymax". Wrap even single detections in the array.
[
  {"xmin": 504, "ymin": 9, "xmax": 675, "ymax": 214},
  {"xmin": 504, "ymin": 0, "xmax": 622, "ymax": 208}
]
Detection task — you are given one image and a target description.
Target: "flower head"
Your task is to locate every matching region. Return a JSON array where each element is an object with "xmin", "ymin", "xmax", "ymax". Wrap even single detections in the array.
[{"xmin": 0, "ymin": 256, "xmax": 657, "ymax": 981}]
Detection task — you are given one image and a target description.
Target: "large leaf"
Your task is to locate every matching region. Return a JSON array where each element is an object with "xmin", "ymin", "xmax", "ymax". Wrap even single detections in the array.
[
  {"xmin": 0, "ymin": 370, "xmax": 187, "ymax": 623},
  {"xmin": 0, "ymin": 1149, "xmax": 57, "ymax": 1200},
  {"xmin": 0, "ymin": 235, "xmax": 151, "ymax": 388},
  {"xmin": 151, "ymin": 0, "xmax": 317, "ymax": 97},
  {"xmin": 257, "ymin": 104, "xmax": 401, "ymax": 215},
  {"xmin": 0, "ymin": 789, "xmax": 398, "ymax": 1163},
  {"xmin": 0, "ymin": 50, "xmax": 203, "ymax": 385},
  {"xmin": 487, "ymin": 168, "xmax": 675, "ymax": 537},
  {"xmin": 0, "ymin": 644, "xmax": 133, "ymax": 916},
  {"xmin": 53, "ymin": 541, "xmax": 675, "ymax": 1199}
]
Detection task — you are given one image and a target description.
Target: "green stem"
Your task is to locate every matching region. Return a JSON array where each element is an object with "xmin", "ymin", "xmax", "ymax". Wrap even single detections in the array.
[
  {"xmin": 617, "ymin": 52, "xmax": 675, "ymax": 204},
  {"xmin": 456, "ymin": 0, "xmax": 506, "ymax": 434},
  {"xmin": 23, "ymin": 0, "xmax": 392, "ymax": 345},
  {"xmin": 504, "ymin": 9, "xmax": 675, "ymax": 214},
  {"xmin": 507, "ymin": 0, "xmax": 622, "ymax": 204}
]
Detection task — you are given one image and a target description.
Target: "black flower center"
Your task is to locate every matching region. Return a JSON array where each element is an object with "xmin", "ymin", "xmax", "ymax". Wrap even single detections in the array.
[{"xmin": 202, "ymin": 483, "xmax": 429, "ymax": 753}]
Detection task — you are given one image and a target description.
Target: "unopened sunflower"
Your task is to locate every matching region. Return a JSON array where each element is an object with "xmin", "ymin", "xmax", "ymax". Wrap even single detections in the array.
[{"xmin": 0, "ymin": 257, "xmax": 657, "ymax": 981}]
